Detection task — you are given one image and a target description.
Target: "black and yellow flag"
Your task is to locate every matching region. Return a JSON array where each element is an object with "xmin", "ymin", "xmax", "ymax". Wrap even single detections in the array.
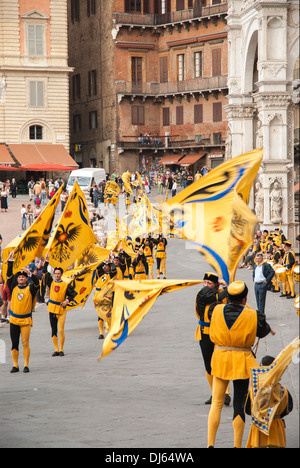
[
  {"xmin": 46, "ymin": 181, "xmax": 98, "ymax": 270},
  {"xmin": 98, "ymin": 279, "xmax": 202, "ymax": 361},
  {"xmin": 2, "ymin": 185, "xmax": 62, "ymax": 279},
  {"xmin": 162, "ymin": 149, "xmax": 263, "ymax": 283}
]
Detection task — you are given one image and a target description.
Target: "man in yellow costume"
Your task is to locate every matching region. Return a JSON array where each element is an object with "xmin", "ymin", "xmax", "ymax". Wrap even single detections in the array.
[
  {"xmin": 132, "ymin": 248, "xmax": 148, "ymax": 280},
  {"xmin": 282, "ymin": 240, "xmax": 296, "ymax": 299},
  {"xmin": 142, "ymin": 236, "xmax": 154, "ymax": 279},
  {"xmin": 94, "ymin": 260, "xmax": 114, "ymax": 339},
  {"xmin": 6, "ymin": 251, "xmax": 40, "ymax": 373},
  {"xmin": 43, "ymin": 254, "xmax": 77, "ymax": 356},
  {"xmin": 207, "ymin": 281, "xmax": 275, "ymax": 448},
  {"xmin": 153, "ymin": 234, "xmax": 168, "ymax": 279},
  {"xmin": 195, "ymin": 272, "xmax": 230, "ymax": 406}
]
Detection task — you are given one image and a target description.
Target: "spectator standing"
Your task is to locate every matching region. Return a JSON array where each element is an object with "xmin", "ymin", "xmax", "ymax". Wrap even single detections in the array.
[
  {"xmin": 10, "ymin": 178, "xmax": 18, "ymax": 198},
  {"xmin": 1, "ymin": 185, "xmax": 8, "ymax": 212},
  {"xmin": 27, "ymin": 204, "xmax": 34, "ymax": 226},
  {"xmin": 21, "ymin": 204, "xmax": 27, "ymax": 230}
]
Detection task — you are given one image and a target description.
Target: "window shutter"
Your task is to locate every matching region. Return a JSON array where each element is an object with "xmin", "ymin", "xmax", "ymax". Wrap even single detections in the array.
[
  {"xmin": 194, "ymin": 104, "xmax": 203, "ymax": 124},
  {"xmin": 176, "ymin": 106, "xmax": 183, "ymax": 125},
  {"xmin": 213, "ymin": 102, "xmax": 222, "ymax": 122},
  {"xmin": 124, "ymin": 0, "xmax": 130, "ymax": 12},
  {"xmin": 143, "ymin": 0, "xmax": 150, "ymax": 13},
  {"xmin": 160, "ymin": 56, "xmax": 168, "ymax": 83},
  {"xmin": 163, "ymin": 107, "xmax": 170, "ymax": 126},
  {"xmin": 212, "ymin": 48, "xmax": 221, "ymax": 76},
  {"xmin": 176, "ymin": 0, "xmax": 185, "ymax": 11}
]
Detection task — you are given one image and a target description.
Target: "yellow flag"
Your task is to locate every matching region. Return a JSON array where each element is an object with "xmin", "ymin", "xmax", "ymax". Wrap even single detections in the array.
[
  {"xmin": 122, "ymin": 170, "xmax": 133, "ymax": 195},
  {"xmin": 98, "ymin": 279, "xmax": 202, "ymax": 360},
  {"xmin": 2, "ymin": 185, "xmax": 63, "ymax": 279},
  {"xmin": 104, "ymin": 181, "xmax": 120, "ymax": 205},
  {"xmin": 62, "ymin": 262, "xmax": 100, "ymax": 310},
  {"xmin": 163, "ymin": 149, "xmax": 263, "ymax": 283},
  {"xmin": 249, "ymin": 336, "xmax": 299, "ymax": 436},
  {"xmin": 47, "ymin": 181, "xmax": 98, "ymax": 270},
  {"xmin": 75, "ymin": 244, "xmax": 110, "ymax": 267}
]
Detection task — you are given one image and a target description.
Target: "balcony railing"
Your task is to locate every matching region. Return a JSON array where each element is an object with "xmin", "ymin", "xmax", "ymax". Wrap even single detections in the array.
[
  {"xmin": 116, "ymin": 75, "xmax": 228, "ymax": 96},
  {"xmin": 117, "ymin": 133, "xmax": 226, "ymax": 150},
  {"xmin": 113, "ymin": 3, "xmax": 228, "ymax": 27}
]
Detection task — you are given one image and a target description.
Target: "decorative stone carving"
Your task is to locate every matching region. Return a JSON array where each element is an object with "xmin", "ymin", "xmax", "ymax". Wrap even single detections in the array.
[
  {"xmin": 254, "ymin": 180, "xmax": 264, "ymax": 222},
  {"xmin": 270, "ymin": 179, "xmax": 283, "ymax": 224}
]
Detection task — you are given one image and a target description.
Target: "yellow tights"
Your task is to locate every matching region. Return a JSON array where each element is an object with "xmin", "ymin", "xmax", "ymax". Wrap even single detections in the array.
[{"xmin": 207, "ymin": 376, "xmax": 245, "ymax": 448}]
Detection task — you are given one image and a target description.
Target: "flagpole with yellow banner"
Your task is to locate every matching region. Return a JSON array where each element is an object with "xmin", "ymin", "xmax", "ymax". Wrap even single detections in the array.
[
  {"xmin": 161, "ymin": 149, "xmax": 263, "ymax": 283},
  {"xmin": 2, "ymin": 185, "xmax": 63, "ymax": 280},
  {"xmin": 98, "ymin": 279, "xmax": 203, "ymax": 361},
  {"xmin": 46, "ymin": 181, "xmax": 98, "ymax": 271}
]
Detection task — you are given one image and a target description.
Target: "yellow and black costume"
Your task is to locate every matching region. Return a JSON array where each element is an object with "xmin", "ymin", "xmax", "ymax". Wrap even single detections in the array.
[
  {"xmin": 94, "ymin": 262, "xmax": 114, "ymax": 339},
  {"xmin": 43, "ymin": 263, "xmax": 77, "ymax": 356},
  {"xmin": 153, "ymin": 235, "xmax": 167, "ymax": 279},
  {"xmin": 195, "ymin": 272, "xmax": 228, "ymax": 404},
  {"xmin": 282, "ymin": 241, "xmax": 296, "ymax": 298},
  {"xmin": 7, "ymin": 261, "xmax": 40, "ymax": 373},
  {"xmin": 132, "ymin": 250, "xmax": 148, "ymax": 280},
  {"xmin": 207, "ymin": 281, "xmax": 272, "ymax": 448},
  {"xmin": 142, "ymin": 237, "xmax": 154, "ymax": 279}
]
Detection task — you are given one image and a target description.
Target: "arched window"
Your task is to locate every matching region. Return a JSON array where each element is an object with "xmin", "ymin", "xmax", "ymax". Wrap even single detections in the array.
[{"xmin": 29, "ymin": 125, "xmax": 43, "ymax": 140}]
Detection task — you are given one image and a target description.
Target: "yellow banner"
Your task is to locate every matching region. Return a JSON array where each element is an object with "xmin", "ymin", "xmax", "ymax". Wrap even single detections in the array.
[
  {"xmin": 2, "ymin": 185, "xmax": 62, "ymax": 280},
  {"xmin": 162, "ymin": 149, "xmax": 263, "ymax": 283},
  {"xmin": 98, "ymin": 279, "xmax": 203, "ymax": 361},
  {"xmin": 62, "ymin": 261, "xmax": 101, "ymax": 310},
  {"xmin": 249, "ymin": 336, "xmax": 299, "ymax": 436},
  {"xmin": 47, "ymin": 181, "xmax": 98, "ymax": 270}
]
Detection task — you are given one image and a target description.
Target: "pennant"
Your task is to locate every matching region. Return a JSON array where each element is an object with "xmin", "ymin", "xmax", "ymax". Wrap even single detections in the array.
[
  {"xmin": 46, "ymin": 181, "xmax": 98, "ymax": 270},
  {"xmin": 249, "ymin": 336, "xmax": 299, "ymax": 436},
  {"xmin": 2, "ymin": 186, "xmax": 63, "ymax": 280},
  {"xmin": 163, "ymin": 149, "xmax": 263, "ymax": 283},
  {"xmin": 62, "ymin": 262, "xmax": 100, "ymax": 310},
  {"xmin": 98, "ymin": 279, "xmax": 202, "ymax": 361}
]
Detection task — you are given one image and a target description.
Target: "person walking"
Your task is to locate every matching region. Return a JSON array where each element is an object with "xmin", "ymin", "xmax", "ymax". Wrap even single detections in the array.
[{"xmin": 207, "ymin": 281, "xmax": 275, "ymax": 448}]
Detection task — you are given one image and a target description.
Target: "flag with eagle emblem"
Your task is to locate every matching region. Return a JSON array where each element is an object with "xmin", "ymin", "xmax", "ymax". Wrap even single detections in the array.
[
  {"xmin": 62, "ymin": 262, "xmax": 101, "ymax": 310},
  {"xmin": 1, "ymin": 185, "xmax": 63, "ymax": 280},
  {"xmin": 162, "ymin": 149, "xmax": 263, "ymax": 283},
  {"xmin": 46, "ymin": 181, "xmax": 98, "ymax": 270},
  {"xmin": 98, "ymin": 279, "xmax": 203, "ymax": 361}
]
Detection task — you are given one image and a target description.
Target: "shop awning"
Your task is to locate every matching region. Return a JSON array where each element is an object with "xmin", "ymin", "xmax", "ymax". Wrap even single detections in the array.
[
  {"xmin": 178, "ymin": 151, "xmax": 207, "ymax": 167},
  {"xmin": 0, "ymin": 144, "xmax": 16, "ymax": 165},
  {"xmin": 159, "ymin": 154, "xmax": 184, "ymax": 165},
  {"xmin": 0, "ymin": 165, "xmax": 20, "ymax": 171},
  {"xmin": 19, "ymin": 163, "xmax": 75, "ymax": 172},
  {"xmin": 7, "ymin": 144, "xmax": 79, "ymax": 169}
]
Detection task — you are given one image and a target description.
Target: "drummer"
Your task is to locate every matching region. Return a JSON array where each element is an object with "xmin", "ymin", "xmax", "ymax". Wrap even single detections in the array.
[
  {"xmin": 271, "ymin": 244, "xmax": 285, "ymax": 293},
  {"xmin": 282, "ymin": 241, "xmax": 296, "ymax": 299}
]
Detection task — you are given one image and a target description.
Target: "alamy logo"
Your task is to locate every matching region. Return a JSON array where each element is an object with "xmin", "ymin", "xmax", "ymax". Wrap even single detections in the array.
[{"xmin": 0, "ymin": 339, "xmax": 6, "ymax": 364}]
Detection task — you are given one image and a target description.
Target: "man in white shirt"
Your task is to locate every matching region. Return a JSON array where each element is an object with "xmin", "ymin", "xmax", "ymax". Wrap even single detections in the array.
[{"xmin": 253, "ymin": 253, "xmax": 275, "ymax": 314}]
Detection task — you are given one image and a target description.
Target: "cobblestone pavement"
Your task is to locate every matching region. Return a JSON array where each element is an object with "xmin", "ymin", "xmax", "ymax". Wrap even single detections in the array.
[{"xmin": 0, "ymin": 189, "xmax": 299, "ymax": 449}]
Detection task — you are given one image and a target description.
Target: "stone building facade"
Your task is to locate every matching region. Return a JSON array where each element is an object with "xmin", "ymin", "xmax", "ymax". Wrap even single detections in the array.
[
  {"xmin": 68, "ymin": 0, "xmax": 229, "ymax": 175},
  {"xmin": 225, "ymin": 0, "xmax": 299, "ymax": 242},
  {"xmin": 0, "ymin": 0, "xmax": 74, "ymax": 167}
]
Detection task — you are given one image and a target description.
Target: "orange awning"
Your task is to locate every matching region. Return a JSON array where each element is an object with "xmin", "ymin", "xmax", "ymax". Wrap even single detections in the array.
[
  {"xmin": 0, "ymin": 144, "xmax": 15, "ymax": 165},
  {"xmin": 159, "ymin": 154, "xmax": 184, "ymax": 165},
  {"xmin": 179, "ymin": 152, "xmax": 206, "ymax": 167},
  {"xmin": 8, "ymin": 144, "xmax": 78, "ymax": 169}
]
